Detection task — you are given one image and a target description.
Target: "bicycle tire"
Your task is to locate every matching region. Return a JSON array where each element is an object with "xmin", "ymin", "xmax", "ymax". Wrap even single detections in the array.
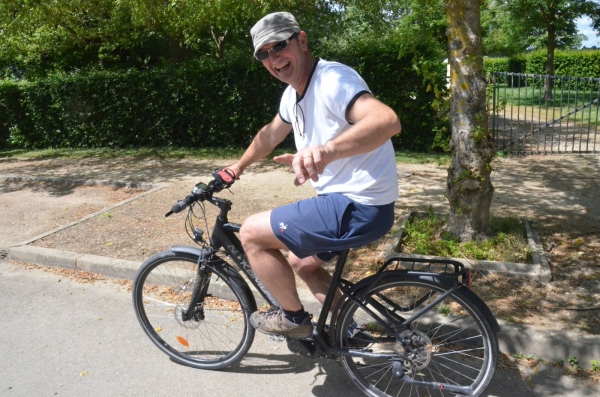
[
  {"xmin": 334, "ymin": 276, "xmax": 498, "ymax": 397},
  {"xmin": 132, "ymin": 250, "xmax": 256, "ymax": 369}
]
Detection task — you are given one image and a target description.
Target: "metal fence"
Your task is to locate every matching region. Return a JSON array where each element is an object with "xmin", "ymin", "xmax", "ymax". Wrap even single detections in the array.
[{"xmin": 491, "ymin": 72, "xmax": 600, "ymax": 154}]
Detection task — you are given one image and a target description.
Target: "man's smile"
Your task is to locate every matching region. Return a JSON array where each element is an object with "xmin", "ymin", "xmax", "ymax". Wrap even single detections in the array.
[{"xmin": 274, "ymin": 61, "xmax": 291, "ymax": 72}]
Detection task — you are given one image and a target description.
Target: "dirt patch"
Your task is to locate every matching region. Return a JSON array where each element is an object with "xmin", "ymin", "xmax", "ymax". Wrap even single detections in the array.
[
  {"xmin": 3, "ymin": 154, "xmax": 600, "ymax": 335},
  {"xmin": 0, "ymin": 180, "xmax": 146, "ymax": 248},
  {"xmin": 29, "ymin": 169, "xmax": 317, "ymax": 260}
]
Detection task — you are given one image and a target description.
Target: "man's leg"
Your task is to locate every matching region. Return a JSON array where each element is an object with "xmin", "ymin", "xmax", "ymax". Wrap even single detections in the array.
[
  {"xmin": 239, "ymin": 210, "xmax": 313, "ymax": 338},
  {"xmin": 239, "ymin": 210, "xmax": 303, "ymax": 311},
  {"xmin": 288, "ymin": 253, "xmax": 342, "ymax": 314}
]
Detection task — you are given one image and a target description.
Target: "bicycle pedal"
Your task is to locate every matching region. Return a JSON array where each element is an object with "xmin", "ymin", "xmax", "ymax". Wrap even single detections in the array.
[{"xmin": 269, "ymin": 334, "xmax": 286, "ymax": 342}]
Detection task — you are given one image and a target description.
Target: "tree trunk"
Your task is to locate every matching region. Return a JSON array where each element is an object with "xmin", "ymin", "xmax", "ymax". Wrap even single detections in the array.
[
  {"xmin": 544, "ymin": 22, "xmax": 556, "ymax": 100},
  {"xmin": 444, "ymin": 0, "xmax": 495, "ymax": 241},
  {"xmin": 211, "ymin": 27, "xmax": 228, "ymax": 60}
]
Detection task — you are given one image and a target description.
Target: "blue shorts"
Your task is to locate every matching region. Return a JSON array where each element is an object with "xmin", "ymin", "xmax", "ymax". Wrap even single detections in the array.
[{"xmin": 270, "ymin": 193, "xmax": 395, "ymax": 262}]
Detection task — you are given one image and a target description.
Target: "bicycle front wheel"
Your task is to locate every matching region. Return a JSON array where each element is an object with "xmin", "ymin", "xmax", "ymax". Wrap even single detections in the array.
[
  {"xmin": 132, "ymin": 250, "xmax": 256, "ymax": 369},
  {"xmin": 335, "ymin": 278, "xmax": 498, "ymax": 397}
]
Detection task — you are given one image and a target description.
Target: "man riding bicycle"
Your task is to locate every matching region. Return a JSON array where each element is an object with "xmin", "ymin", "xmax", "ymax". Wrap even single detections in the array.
[{"xmin": 228, "ymin": 11, "xmax": 401, "ymax": 339}]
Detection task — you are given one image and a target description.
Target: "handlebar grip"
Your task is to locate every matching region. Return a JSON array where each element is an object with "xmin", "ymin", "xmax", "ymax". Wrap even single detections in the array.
[
  {"xmin": 214, "ymin": 168, "xmax": 235, "ymax": 185},
  {"xmin": 171, "ymin": 195, "xmax": 194, "ymax": 214}
]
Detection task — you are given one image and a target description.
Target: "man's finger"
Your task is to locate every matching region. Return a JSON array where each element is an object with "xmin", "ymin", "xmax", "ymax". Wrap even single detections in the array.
[
  {"xmin": 273, "ymin": 153, "xmax": 294, "ymax": 164},
  {"xmin": 311, "ymin": 150, "xmax": 323, "ymax": 172},
  {"xmin": 303, "ymin": 155, "xmax": 319, "ymax": 182}
]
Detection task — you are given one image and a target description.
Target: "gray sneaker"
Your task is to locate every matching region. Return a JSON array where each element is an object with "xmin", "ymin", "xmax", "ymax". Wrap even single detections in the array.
[{"xmin": 250, "ymin": 306, "xmax": 313, "ymax": 339}]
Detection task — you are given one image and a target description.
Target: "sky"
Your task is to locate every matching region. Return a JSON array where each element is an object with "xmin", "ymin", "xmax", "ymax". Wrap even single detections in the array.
[{"xmin": 576, "ymin": 16, "xmax": 599, "ymax": 48}]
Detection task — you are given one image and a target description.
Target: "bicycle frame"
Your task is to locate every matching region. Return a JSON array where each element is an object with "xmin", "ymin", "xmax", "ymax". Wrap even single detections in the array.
[
  {"xmin": 202, "ymin": 195, "xmax": 280, "ymax": 306},
  {"xmin": 164, "ymin": 184, "xmax": 497, "ymax": 397}
]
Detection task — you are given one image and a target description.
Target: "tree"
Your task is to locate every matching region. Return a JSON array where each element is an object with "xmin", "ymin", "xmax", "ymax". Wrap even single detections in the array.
[
  {"xmin": 445, "ymin": 0, "xmax": 495, "ymax": 241},
  {"xmin": 481, "ymin": 0, "xmax": 589, "ymax": 56},
  {"xmin": 487, "ymin": 0, "xmax": 600, "ymax": 98},
  {"xmin": 0, "ymin": 0, "xmax": 337, "ymax": 73}
]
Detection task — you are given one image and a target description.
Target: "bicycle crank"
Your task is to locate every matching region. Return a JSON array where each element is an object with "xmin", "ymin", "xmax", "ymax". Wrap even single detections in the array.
[{"xmin": 286, "ymin": 337, "xmax": 321, "ymax": 359}]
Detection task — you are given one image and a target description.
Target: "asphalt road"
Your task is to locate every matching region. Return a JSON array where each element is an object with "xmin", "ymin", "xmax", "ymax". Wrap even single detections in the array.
[{"xmin": 2, "ymin": 260, "xmax": 599, "ymax": 397}]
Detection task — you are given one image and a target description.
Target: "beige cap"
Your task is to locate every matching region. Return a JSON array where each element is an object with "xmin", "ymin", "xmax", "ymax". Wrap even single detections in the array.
[{"xmin": 250, "ymin": 12, "xmax": 301, "ymax": 56}]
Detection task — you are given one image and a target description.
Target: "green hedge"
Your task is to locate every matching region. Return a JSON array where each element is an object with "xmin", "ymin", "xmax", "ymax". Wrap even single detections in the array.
[
  {"xmin": 484, "ymin": 50, "xmax": 600, "ymax": 77},
  {"xmin": 1, "ymin": 44, "xmax": 448, "ymax": 151},
  {"xmin": 0, "ymin": 59, "xmax": 284, "ymax": 149}
]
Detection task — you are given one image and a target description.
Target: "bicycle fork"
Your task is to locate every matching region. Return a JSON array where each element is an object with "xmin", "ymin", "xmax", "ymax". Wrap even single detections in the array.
[{"xmin": 181, "ymin": 250, "xmax": 211, "ymax": 322}]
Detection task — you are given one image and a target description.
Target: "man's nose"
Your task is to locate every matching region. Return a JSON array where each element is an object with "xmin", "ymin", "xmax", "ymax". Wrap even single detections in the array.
[{"xmin": 269, "ymin": 49, "xmax": 281, "ymax": 60}]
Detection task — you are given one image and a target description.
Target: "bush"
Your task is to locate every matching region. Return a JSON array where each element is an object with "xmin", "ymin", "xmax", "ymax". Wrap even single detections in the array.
[
  {"xmin": 484, "ymin": 50, "xmax": 600, "ymax": 77},
  {"xmin": 1, "ymin": 43, "xmax": 448, "ymax": 151},
  {"xmin": 1, "ymin": 58, "xmax": 285, "ymax": 149}
]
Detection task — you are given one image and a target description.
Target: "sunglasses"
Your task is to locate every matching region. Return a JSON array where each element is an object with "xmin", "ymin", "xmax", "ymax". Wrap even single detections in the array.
[{"xmin": 255, "ymin": 33, "xmax": 298, "ymax": 61}]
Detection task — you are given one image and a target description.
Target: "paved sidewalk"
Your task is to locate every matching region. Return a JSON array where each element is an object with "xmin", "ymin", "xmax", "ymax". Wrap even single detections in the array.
[
  {"xmin": 3, "ymin": 155, "xmax": 600, "ymax": 375},
  {"xmin": 7, "ymin": 242, "xmax": 600, "ymax": 372}
]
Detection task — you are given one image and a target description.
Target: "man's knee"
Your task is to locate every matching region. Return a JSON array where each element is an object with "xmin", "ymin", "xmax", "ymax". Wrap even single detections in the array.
[
  {"xmin": 239, "ymin": 216, "xmax": 259, "ymax": 248},
  {"xmin": 239, "ymin": 211, "xmax": 283, "ymax": 251}
]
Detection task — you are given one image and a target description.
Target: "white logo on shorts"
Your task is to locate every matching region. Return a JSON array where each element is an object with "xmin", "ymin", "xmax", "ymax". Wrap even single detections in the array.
[{"xmin": 279, "ymin": 222, "xmax": 288, "ymax": 234}]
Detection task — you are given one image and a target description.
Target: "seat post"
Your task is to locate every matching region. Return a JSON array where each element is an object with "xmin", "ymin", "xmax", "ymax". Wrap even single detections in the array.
[{"xmin": 315, "ymin": 249, "xmax": 349, "ymax": 331}]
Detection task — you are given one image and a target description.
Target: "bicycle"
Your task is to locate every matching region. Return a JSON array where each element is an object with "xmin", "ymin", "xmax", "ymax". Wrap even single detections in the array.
[{"xmin": 132, "ymin": 169, "xmax": 501, "ymax": 397}]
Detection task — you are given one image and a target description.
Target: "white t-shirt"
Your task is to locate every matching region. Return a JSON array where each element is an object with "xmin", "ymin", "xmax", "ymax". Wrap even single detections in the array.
[{"xmin": 278, "ymin": 59, "xmax": 399, "ymax": 206}]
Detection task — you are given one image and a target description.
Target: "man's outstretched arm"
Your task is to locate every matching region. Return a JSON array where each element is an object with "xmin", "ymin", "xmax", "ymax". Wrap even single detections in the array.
[{"xmin": 274, "ymin": 94, "xmax": 400, "ymax": 185}]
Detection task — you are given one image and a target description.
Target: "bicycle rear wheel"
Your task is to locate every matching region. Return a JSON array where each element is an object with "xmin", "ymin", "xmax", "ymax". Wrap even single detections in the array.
[
  {"xmin": 335, "ymin": 277, "xmax": 498, "ymax": 397},
  {"xmin": 132, "ymin": 250, "xmax": 256, "ymax": 369}
]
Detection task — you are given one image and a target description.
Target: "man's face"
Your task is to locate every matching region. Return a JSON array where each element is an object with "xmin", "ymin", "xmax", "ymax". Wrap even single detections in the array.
[{"xmin": 259, "ymin": 32, "xmax": 310, "ymax": 89}]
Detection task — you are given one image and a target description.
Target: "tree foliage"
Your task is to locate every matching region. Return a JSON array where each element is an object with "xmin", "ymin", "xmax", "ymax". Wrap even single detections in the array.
[
  {"xmin": 0, "ymin": 0, "xmax": 338, "ymax": 76},
  {"xmin": 480, "ymin": 0, "xmax": 597, "ymax": 56}
]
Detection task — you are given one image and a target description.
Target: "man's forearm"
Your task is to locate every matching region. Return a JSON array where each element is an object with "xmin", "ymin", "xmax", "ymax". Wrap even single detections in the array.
[
  {"xmin": 325, "ymin": 109, "xmax": 400, "ymax": 163},
  {"xmin": 230, "ymin": 118, "xmax": 291, "ymax": 176}
]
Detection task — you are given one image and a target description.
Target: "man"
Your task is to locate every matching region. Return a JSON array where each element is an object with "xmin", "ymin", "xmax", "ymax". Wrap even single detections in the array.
[{"xmin": 228, "ymin": 11, "xmax": 400, "ymax": 339}]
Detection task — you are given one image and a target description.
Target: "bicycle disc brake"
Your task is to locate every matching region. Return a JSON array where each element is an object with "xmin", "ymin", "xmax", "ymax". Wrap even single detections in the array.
[
  {"xmin": 397, "ymin": 330, "xmax": 433, "ymax": 372},
  {"xmin": 174, "ymin": 303, "xmax": 205, "ymax": 329}
]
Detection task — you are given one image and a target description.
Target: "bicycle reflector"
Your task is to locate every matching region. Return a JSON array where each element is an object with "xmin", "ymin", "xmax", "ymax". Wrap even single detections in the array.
[
  {"xmin": 176, "ymin": 335, "xmax": 190, "ymax": 347},
  {"xmin": 464, "ymin": 269, "xmax": 472, "ymax": 288}
]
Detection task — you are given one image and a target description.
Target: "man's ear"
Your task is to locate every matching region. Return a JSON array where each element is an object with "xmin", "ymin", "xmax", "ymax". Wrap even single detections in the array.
[{"xmin": 298, "ymin": 31, "xmax": 308, "ymax": 51}]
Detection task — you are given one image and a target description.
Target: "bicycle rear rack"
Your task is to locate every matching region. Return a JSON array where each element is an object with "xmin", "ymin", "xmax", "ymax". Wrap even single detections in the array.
[{"xmin": 379, "ymin": 255, "xmax": 471, "ymax": 286}]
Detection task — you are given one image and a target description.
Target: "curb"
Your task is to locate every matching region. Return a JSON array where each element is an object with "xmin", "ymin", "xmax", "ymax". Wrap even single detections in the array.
[
  {"xmin": 496, "ymin": 319, "xmax": 600, "ymax": 369},
  {"xmin": 8, "ymin": 245, "xmax": 140, "ymax": 280},
  {"xmin": 381, "ymin": 212, "xmax": 552, "ymax": 281},
  {"xmin": 7, "ymin": 244, "xmax": 600, "ymax": 369}
]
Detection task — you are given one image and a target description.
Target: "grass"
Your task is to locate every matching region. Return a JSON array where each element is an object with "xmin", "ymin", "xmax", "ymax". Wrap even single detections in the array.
[
  {"xmin": 492, "ymin": 86, "xmax": 600, "ymax": 126},
  {"xmin": 394, "ymin": 150, "xmax": 451, "ymax": 166},
  {"xmin": 493, "ymin": 84, "xmax": 599, "ymax": 107},
  {"xmin": 401, "ymin": 208, "xmax": 532, "ymax": 263},
  {"xmin": 0, "ymin": 147, "xmax": 452, "ymax": 165},
  {"xmin": 0, "ymin": 147, "xmax": 247, "ymax": 160}
]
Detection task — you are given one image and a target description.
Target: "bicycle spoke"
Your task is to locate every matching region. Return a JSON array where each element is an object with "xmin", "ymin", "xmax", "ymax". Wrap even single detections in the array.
[
  {"xmin": 133, "ymin": 253, "xmax": 255, "ymax": 369},
  {"xmin": 337, "ymin": 278, "xmax": 497, "ymax": 397}
]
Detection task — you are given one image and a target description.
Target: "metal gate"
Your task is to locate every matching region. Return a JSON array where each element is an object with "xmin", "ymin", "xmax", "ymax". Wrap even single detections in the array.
[{"xmin": 491, "ymin": 72, "xmax": 600, "ymax": 154}]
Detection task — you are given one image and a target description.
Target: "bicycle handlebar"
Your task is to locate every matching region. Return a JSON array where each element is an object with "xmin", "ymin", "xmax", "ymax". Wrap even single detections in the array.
[{"xmin": 165, "ymin": 168, "xmax": 236, "ymax": 217}]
